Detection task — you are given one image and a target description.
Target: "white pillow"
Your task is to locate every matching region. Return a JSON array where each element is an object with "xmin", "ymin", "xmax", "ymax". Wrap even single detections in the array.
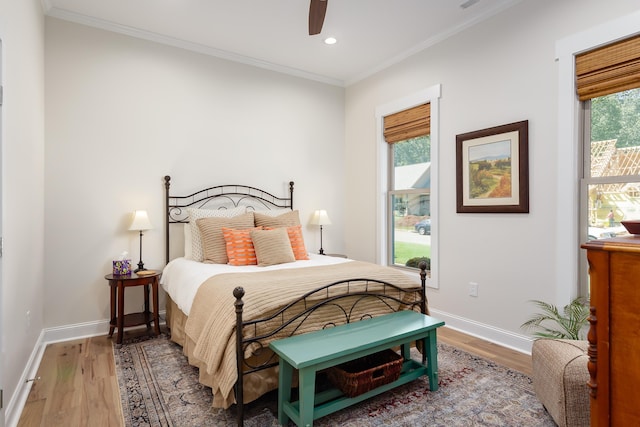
[
  {"xmin": 187, "ymin": 206, "xmax": 246, "ymax": 261},
  {"xmin": 183, "ymin": 223, "xmax": 192, "ymax": 259}
]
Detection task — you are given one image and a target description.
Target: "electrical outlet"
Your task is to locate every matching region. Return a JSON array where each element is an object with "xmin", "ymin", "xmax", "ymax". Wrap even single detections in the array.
[{"xmin": 469, "ymin": 282, "xmax": 478, "ymax": 297}]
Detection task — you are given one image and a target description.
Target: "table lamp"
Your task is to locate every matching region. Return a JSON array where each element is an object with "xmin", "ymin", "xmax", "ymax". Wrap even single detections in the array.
[
  {"xmin": 129, "ymin": 210, "xmax": 153, "ymax": 272},
  {"xmin": 310, "ymin": 209, "xmax": 331, "ymax": 255}
]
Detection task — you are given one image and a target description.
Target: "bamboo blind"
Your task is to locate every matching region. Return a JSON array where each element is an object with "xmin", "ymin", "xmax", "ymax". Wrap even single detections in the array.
[
  {"xmin": 383, "ymin": 103, "xmax": 431, "ymax": 143},
  {"xmin": 576, "ymin": 34, "xmax": 640, "ymax": 100}
]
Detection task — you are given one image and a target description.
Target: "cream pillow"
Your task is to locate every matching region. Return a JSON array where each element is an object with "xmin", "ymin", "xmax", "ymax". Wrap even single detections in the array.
[
  {"xmin": 254, "ymin": 210, "xmax": 301, "ymax": 228},
  {"xmin": 250, "ymin": 228, "xmax": 296, "ymax": 267},
  {"xmin": 265, "ymin": 225, "xmax": 309, "ymax": 260},
  {"xmin": 184, "ymin": 223, "xmax": 193, "ymax": 259},
  {"xmin": 196, "ymin": 212, "xmax": 255, "ymax": 264},
  {"xmin": 187, "ymin": 206, "xmax": 246, "ymax": 261}
]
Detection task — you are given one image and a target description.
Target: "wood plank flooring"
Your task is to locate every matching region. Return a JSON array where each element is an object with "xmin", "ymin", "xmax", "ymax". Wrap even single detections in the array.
[
  {"xmin": 17, "ymin": 326, "xmax": 532, "ymax": 426},
  {"xmin": 438, "ymin": 327, "xmax": 532, "ymax": 376},
  {"xmin": 17, "ymin": 335, "xmax": 124, "ymax": 427}
]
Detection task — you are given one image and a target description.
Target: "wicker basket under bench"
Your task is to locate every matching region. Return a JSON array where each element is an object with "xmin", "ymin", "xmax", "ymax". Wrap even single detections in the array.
[{"xmin": 269, "ymin": 310, "xmax": 445, "ymax": 427}]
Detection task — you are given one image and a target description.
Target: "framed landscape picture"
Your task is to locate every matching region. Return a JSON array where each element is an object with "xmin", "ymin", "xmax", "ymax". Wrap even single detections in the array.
[{"xmin": 456, "ymin": 120, "xmax": 529, "ymax": 213}]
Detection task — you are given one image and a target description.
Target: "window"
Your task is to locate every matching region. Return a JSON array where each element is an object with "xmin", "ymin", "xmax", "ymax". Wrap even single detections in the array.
[
  {"xmin": 578, "ymin": 35, "xmax": 640, "ymax": 296},
  {"xmin": 556, "ymin": 11, "xmax": 640, "ymax": 304},
  {"xmin": 582, "ymin": 90, "xmax": 640, "ymax": 233},
  {"xmin": 375, "ymin": 85, "xmax": 440, "ymax": 288},
  {"xmin": 388, "ymin": 135, "xmax": 431, "ymax": 269}
]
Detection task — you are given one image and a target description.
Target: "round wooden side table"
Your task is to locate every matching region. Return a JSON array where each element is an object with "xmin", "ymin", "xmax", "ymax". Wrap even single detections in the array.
[{"xmin": 105, "ymin": 271, "xmax": 161, "ymax": 345}]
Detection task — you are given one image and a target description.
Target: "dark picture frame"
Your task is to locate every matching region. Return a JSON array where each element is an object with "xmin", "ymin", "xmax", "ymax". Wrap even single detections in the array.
[{"xmin": 456, "ymin": 120, "xmax": 529, "ymax": 213}]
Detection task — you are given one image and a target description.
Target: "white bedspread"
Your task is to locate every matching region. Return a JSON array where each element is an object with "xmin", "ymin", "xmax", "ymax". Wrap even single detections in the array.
[{"xmin": 160, "ymin": 253, "xmax": 351, "ymax": 315}]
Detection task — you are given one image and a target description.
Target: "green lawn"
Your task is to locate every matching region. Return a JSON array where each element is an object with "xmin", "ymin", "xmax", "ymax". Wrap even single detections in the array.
[{"xmin": 394, "ymin": 241, "xmax": 431, "ymax": 265}]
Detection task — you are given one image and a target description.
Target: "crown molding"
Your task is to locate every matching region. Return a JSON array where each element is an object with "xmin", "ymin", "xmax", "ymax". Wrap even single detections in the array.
[
  {"xmin": 345, "ymin": 0, "xmax": 524, "ymax": 86},
  {"xmin": 44, "ymin": 6, "xmax": 345, "ymax": 88}
]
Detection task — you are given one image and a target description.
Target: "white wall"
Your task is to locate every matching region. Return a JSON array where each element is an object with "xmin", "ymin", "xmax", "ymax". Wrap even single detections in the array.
[
  {"xmin": 44, "ymin": 18, "xmax": 345, "ymax": 327},
  {"xmin": 0, "ymin": 0, "xmax": 45, "ymax": 422},
  {"xmin": 345, "ymin": 0, "xmax": 640, "ymax": 350}
]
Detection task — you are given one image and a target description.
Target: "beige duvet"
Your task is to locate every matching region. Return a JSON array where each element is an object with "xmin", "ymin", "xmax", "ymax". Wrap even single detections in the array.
[{"xmin": 166, "ymin": 261, "xmax": 425, "ymax": 408}]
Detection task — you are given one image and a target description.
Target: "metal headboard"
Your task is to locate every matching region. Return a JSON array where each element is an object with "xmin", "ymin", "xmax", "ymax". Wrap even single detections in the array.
[{"xmin": 163, "ymin": 175, "xmax": 294, "ymax": 264}]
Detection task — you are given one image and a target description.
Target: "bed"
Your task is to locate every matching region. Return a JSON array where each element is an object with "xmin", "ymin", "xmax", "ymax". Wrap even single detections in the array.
[{"xmin": 160, "ymin": 176, "xmax": 429, "ymax": 425}]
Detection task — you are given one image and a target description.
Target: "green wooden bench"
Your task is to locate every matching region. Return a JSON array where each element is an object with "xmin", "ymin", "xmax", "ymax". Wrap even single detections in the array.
[{"xmin": 269, "ymin": 310, "xmax": 445, "ymax": 427}]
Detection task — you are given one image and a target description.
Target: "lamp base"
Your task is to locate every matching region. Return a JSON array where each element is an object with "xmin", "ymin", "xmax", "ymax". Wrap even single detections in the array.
[
  {"xmin": 318, "ymin": 225, "xmax": 326, "ymax": 255},
  {"xmin": 134, "ymin": 260, "xmax": 146, "ymax": 273}
]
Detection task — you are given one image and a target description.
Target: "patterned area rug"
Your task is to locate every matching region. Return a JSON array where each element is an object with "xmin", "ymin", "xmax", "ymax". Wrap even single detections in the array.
[{"xmin": 114, "ymin": 334, "xmax": 555, "ymax": 426}]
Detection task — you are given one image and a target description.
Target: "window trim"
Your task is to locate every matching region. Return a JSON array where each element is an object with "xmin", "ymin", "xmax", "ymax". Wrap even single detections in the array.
[
  {"xmin": 556, "ymin": 12, "xmax": 640, "ymax": 302},
  {"xmin": 375, "ymin": 84, "xmax": 441, "ymax": 289},
  {"xmin": 578, "ymin": 101, "xmax": 590, "ymax": 298}
]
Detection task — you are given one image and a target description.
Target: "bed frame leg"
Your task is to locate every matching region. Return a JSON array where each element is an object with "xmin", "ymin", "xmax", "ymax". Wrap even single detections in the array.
[
  {"xmin": 234, "ymin": 286, "xmax": 245, "ymax": 426},
  {"xmin": 419, "ymin": 261, "xmax": 428, "ymax": 315}
]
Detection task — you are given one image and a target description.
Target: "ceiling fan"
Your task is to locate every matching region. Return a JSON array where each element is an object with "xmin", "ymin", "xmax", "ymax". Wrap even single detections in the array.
[{"xmin": 308, "ymin": 0, "xmax": 328, "ymax": 35}]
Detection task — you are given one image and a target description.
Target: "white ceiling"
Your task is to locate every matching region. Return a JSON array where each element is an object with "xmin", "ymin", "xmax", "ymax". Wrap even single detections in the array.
[{"xmin": 43, "ymin": 0, "xmax": 522, "ymax": 86}]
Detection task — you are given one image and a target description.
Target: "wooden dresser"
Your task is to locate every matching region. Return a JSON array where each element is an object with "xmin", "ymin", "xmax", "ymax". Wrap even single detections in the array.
[{"xmin": 581, "ymin": 236, "xmax": 640, "ymax": 426}]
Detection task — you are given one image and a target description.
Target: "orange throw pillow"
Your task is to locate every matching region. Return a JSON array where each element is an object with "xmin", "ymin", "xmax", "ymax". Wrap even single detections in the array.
[{"xmin": 222, "ymin": 227, "xmax": 262, "ymax": 266}]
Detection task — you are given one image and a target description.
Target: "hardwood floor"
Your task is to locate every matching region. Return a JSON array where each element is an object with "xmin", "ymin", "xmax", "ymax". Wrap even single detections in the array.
[
  {"xmin": 17, "ymin": 335, "xmax": 123, "ymax": 427},
  {"xmin": 17, "ymin": 326, "xmax": 532, "ymax": 426},
  {"xmin": 438, "ymin": 327, "xmax": 532, "ymax": 376}
]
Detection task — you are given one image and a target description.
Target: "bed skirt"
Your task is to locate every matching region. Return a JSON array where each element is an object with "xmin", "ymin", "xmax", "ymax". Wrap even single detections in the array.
[{"xmin": 165, "ymin": 296, "xmax": 279, "ymax": 408}]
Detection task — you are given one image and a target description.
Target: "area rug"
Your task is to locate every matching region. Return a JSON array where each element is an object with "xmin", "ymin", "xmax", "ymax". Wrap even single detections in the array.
[{"xmin": 114, "ymin": 334, "xmax": 555, "ymax": 426}]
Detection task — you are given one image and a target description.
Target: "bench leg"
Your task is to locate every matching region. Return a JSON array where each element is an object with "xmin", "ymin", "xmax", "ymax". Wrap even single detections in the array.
[
  {"xmin": 278, "ymin": 360, "xmax": 293, "ymax": 426},
  {"xmin": 400, "ymin": 342, "xmax": 411, "ymax": 360},
  {"xmin": 298, "ymin": 367, "xmax": 317, "ymax": 427},
  {"xmin": 424, "ymin": 331, "xmax": 439, "ymax": 391}
]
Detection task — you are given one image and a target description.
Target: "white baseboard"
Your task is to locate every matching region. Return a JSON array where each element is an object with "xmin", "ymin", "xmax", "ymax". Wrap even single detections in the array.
[
  {"xmin": 42, "ymin": 311, "xmax": 166, "ymax": 344},
  {"xmin": 5, "ymin": 312, "xmax": 166, "ymax": 427},
  {"xmin": 5, "ymin": 329, "xmax": 46, "ymax": 427},
  {"xmin": 429, "ymin": 307, "xmax": 534, "ymax": 355}
]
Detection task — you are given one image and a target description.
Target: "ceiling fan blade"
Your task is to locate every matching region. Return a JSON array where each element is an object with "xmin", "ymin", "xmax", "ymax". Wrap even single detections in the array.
[{"xmin": 309, "ymin": 0, "xmax": 327, "ymax": 35}]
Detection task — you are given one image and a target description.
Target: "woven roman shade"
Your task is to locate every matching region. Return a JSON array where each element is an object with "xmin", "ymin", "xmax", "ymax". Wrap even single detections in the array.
[
  {"xmin": 383, "ymin": 103, "xmax": 430, "ymax": 143},
  {"xmin": 576, "ymin": 34, "xmax": 640, "ymax": 101}
]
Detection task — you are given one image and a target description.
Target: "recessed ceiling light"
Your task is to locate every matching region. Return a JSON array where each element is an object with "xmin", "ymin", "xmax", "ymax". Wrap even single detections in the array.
[{"xmin": 324, "ymin": 37, "xmax": 337, "ymax": 45}]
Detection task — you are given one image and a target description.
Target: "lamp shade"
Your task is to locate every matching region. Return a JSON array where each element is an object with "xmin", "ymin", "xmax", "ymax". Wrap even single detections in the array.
[
  {"xmin": 310, "ymin": 210, "xmax": 332, "ymax": 226},
  {"xmin": 128, "ymin": 210, "xmax": 153, "ymax": 231}
]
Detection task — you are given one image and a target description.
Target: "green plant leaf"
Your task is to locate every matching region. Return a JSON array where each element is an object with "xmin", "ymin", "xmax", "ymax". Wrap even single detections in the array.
[{"xmin": 521, "ymin": 297, "xmax": 589, "ymax": 340}]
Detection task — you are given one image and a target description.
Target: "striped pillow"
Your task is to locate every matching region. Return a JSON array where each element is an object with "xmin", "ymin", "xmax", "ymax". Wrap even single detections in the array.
[
  {"xmin": 254, "ymin": 210, "xmax": 301, "ymax": 228},
  {"xmin": 222, "ymin": 227, "xmax": 262, "ymax": 266},
  {"xmin": 196, "ymin": 212, "xmax": 255, "ymax": 264},
  {"xmin": 187, "ymin": 206, "xmax": 246, "ymax": 261},
  {"xmin": 250, "ymin": 228, "xmax": 296, "ymax": 267},
  {"xmin": 266, "ymin": 225, "xmax": 309, "ymax": 260}
]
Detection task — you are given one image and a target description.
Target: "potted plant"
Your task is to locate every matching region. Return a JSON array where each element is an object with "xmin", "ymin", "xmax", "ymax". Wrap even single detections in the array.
[{"xmin": 521, "ymin": 297, "xmax": 590, "ymax": 340}]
